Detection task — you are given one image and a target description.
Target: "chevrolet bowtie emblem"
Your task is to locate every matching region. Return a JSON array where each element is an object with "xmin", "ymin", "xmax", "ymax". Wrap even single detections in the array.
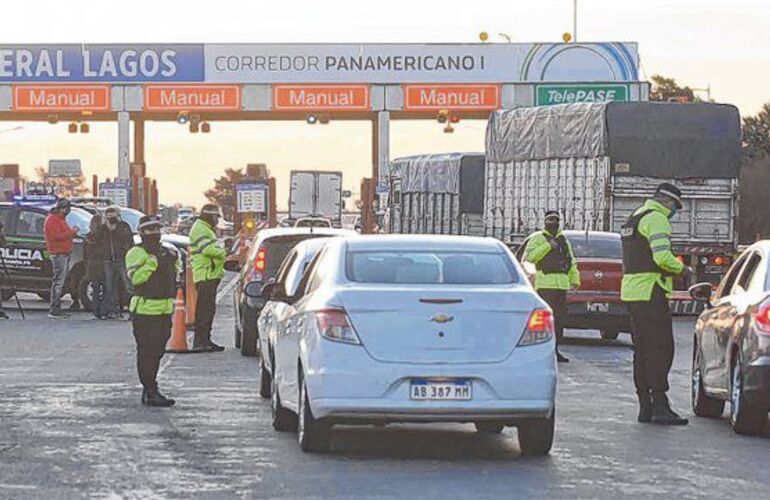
[{"xmin": 430, "ymin": 314, "xmax": 454, "ymax": 323}]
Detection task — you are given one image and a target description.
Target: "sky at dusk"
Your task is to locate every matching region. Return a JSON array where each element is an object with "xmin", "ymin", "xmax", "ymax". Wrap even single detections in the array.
[{"xmin": 0, "ymin": 0, "xmax": 767, "ymax": 208}]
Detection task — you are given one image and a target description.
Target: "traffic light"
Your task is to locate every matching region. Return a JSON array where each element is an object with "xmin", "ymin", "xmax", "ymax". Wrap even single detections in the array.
[{"xmin": 437, "ymin": 110, "xmax": 449, "ymax": 124}]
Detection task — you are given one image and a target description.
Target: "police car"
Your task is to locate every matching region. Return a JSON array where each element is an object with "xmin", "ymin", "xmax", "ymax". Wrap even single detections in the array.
[{"xmin": 0, "ymin": 195, "xmax": 92, "ymax": 307}]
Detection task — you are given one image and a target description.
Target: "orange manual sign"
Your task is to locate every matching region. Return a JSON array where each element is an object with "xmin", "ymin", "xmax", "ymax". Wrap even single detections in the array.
[
  {"xmin": 144, "ymin": 85, "xmax": 241, "ymax": 111},
  {"xmin": 13, "ymin": 85, "xmax": 111, "ymax": 112},
  {"xmin": 273, "ymin": 85, "xmax": 370, "ymax": 111},
  {"xmin": 403, "ymin": 84, "xmax": 500, "ymax": 111}
]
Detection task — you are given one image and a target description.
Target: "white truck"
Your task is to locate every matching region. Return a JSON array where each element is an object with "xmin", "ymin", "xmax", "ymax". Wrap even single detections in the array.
[
  {"xmin": 484, "ymin": 101, "xmax": 742, "ymax": 287},
  {"xmin": 288, "ymin": 170, "xmax": 343, "ymax": 227}
]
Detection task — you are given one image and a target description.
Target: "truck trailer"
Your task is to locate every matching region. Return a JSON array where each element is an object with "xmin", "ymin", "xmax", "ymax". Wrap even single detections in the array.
[
  {"xmin": 288, "ymin": 170, "xmax": 343, "ymax": 227},
  {"xmin": 385, "ymin": 153, "xmax": 485, "ymax": 236},
  {"xmin": 484, "ymin": 101, "xmax": 742, "ymax": 285}
]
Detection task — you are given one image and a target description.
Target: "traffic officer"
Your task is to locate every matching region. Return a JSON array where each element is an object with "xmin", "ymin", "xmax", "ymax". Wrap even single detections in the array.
[
  {"xmin": 621, "ymin": 182, "xmax": 692, "ymax": 425},
  {"xmin": 190, "ymin": 204, "xmax": 226, "ymax": 352},
  {"xmin": 524, "ymin": 210, "xmax": 580, "ymax": 363},
  {"xmin": 126, "ymin": 216, "xmax": 178, "ymax": 407}
]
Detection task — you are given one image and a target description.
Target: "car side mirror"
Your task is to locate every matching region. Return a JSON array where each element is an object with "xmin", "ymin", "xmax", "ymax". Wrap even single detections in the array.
[
  {"xmin": 224, "ymin": 260, "xmax": 241, "ymax": 272},
  {"xmin": 689, "ymin": 282, "xmax": 713, "ymax": 307}
]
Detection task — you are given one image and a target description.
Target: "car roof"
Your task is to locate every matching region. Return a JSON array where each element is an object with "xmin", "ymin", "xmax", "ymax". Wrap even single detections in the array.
[
  {"xmin": 341, "ymin": 235, "xmax": 506, "ymax": 253},
  {"xmin": 255, "ymin": 227, "xmax": 356, "ymax": 241},
  {"xmin": 563, "ymin": 230, "xmax": 620, "ymax": 239}
]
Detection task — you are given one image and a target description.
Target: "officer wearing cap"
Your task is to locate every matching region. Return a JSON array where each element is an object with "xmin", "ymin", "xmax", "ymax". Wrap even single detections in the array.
[
  {"xmin": 524, "ymin": 210, "xmax": 580, "ymax": 363},
  {"xmin": 621, "ymin": 182, "xmax": 693, "ymax": 425},
  {"xmin": 189, "ymin": 204, "xmax": 226, "ymax": 352},
  {"xmin": 125, "ymin": 216, "xmax": 179, "ymax": 407}
]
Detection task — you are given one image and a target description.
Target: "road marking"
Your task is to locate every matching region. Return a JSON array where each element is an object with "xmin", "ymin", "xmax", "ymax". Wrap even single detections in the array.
[{"xmin": 158, "ymin": 275, "xmax": 236, "ymax": 379}]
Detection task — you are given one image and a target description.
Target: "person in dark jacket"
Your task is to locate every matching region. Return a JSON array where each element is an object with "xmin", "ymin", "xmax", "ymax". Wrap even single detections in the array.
[
  {"xmin": 84, "ymin": 214, "xmax": 108, "ymax": 319},
  {"xmin": 103, "ymin": 206, "xmax": 134, "ymax": 319},
  {"xmin": 0, "ymin": 222, "xmax": 8, "ymax": 319}
]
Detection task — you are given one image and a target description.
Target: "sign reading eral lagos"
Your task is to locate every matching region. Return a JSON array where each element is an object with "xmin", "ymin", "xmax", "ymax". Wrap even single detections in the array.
[{"xmin": 0, "ymin": 43, "xmax": 640, "ymax": 84}]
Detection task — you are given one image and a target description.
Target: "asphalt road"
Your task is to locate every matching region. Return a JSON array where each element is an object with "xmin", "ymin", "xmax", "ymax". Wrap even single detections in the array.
[{"xmin": 1, "ymin": 279, "xmax": 768, "ymax": 499}]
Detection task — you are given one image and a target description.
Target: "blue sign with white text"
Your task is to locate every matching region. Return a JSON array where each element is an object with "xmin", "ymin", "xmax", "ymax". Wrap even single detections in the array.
[{"xmin": 0, "ymin": 44, "xmax": 204, "ymax": 82}]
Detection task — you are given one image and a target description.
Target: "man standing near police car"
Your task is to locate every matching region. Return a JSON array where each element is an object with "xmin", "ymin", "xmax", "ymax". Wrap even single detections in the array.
[
  {"xmin": 126, "ymin": 216, "xmax": 178, "ymax": 407},
  {"xmin": 621, "ymin": 182, "xmax": 693, "ymax": 426},
  {"xmin": 43, "ymin": 198, "xmax": 79, "ymax": 319},
  {"xmin": 524, "ymin": 210, "xmax": 580, "ymax": 363},
  {"xmin": 190, "ymin": 204, "xmax": 226, "ymax": 352}
]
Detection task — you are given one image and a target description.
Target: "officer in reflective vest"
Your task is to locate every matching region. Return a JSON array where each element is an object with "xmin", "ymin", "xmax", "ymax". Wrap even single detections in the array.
[
  {"xmin": 621, "ymin": 182, "xmax": 693, "ymax": 425},
  {"xmin": 126, "ymin": 216, "xmax": 179, "ymax": 407},
  {"xmin": 525, "ymin": 211, "xmax": 580, "ymax": 363},
  {"xmin": 189, "ymin": 204, "xmax": 226, "ymax": 352}
]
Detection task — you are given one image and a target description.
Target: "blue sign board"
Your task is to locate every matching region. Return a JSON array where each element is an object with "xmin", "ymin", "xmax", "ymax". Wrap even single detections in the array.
[
  {"xmin": 99, "ymin": 180, "xmax": 131, "ymax": 207},
  {"xmin": 235, "ymin": 182, "xmax": 268, "ymax": 213},
  {"xmin": 0, "ymin": 44, "xmax": 204, "ymax": 82}
]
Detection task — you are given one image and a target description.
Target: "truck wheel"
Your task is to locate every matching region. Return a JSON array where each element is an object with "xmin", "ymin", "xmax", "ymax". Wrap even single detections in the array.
[{"xmin": 600, "ymin": 329, "xmax": 620, "ymax": 341}]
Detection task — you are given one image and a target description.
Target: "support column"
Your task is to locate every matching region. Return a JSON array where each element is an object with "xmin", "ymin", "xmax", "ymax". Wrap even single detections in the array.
[
  {"xmin": 117, "ymin": 111, "xmax": 130, "ymax": 180},
  {"xmin": 372, "ymin": 111, "xmax": 390, "ymax": 186},
  {"xmin": 133, "ymin": 117, "xmax": 145, "ymax": 169}
]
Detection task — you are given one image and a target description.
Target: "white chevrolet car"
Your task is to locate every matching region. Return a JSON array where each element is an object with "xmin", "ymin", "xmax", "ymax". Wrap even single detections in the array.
[{"xmin": 250, "ymin": 235, "xmax": 557, "ymax": 455}]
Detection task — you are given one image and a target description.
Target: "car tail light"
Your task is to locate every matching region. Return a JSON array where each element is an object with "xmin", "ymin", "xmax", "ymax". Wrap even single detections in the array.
[
  {"xmin": 518, "ymin": 308, "xmax": 555, "ymax": 346},
  {"xmin": 315, "ymin": 308, "xmax": 361, "ymax": 345},
  {"xmin": 754, "ymin": 298, "xmax": 770, "ymax": 334},
  {"xmin": 254, "ymin": 247, "xmax": 267, "ymax": 272}
]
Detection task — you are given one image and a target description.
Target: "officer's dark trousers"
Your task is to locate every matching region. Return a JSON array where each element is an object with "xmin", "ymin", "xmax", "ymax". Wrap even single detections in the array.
[
  {"xmin": 194, "ymin": 279, "xmax": 220, "ymax": 347},
  {"xmin": 131, "ymin": 314, "xmax": 172, "ymax": 394},
  {"xmin": 628, "ymin": 285, "xmax": 674, "ymax": 395},
  {"xmin": 538, "ymin": 289, "xmax": 567, "ymax": 345}
]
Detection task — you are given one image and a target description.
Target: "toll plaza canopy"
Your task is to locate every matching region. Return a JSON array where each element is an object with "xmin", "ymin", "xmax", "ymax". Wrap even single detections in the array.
[{"xmin": 0, "ymin": 43, "xmax": 647, "ymax": 182}]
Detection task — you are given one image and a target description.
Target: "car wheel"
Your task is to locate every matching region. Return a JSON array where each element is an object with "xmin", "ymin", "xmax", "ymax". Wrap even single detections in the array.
[
  {"xmin": 518, "ymin": 408, "xmax": 555, "ymax": 456},
  {"xmin": 691, "ymin": 340, "xmax": 725, "ymax": 418},
  {"xmin": 730, "ymin": 360, "xmax": 766, "ymax": 435},
  {"xmin": 259, "ymin": 352, "xmax": 272, "ymax": 399},
  {"xmin": 298, "ymin": 372, "xmax": 331, "ymax": 453},
  {"xmin": 475, "ymin": 422, "xmax": 504, "ymax": 434},
  {"xmin": 240, "ymin": 308, "xmax": 258, "ymax": 357},
  {"xmin": 36, "ymin": 292, "xmax": 51, "ymax": 302},
  {"xmin": 271, "ymin": 373, "xmax": 297, "ymax": 432},
  {"xmin": 600, "ymin": 329, "xmax": 620, "ymax": 341},
  {"xmin": 77, "ymin": 275, "xmax": 93, "ymax": 312}
]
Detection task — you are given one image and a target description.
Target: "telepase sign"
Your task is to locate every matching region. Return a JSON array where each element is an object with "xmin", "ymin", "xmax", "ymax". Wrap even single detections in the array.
[{"xmin": 0, "ymin": 43, "xmax": 640, "ymax": 84}]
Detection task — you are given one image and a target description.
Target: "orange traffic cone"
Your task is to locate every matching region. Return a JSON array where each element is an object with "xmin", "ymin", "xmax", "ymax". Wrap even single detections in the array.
[{"xmin": 166, "ymin": 288, "xmax": 204, "ymax": 354}]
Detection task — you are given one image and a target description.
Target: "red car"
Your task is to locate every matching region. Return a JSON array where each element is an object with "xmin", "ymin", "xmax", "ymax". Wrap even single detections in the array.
[{"xmin": 517, "ymin": 230, "xmax": 630, "ymax": 340}]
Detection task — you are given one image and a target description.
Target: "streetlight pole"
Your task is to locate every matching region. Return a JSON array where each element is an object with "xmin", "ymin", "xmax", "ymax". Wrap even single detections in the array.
[{"xmin": 573, "ymin": 0, "xmax": 578, "ymax": 42}]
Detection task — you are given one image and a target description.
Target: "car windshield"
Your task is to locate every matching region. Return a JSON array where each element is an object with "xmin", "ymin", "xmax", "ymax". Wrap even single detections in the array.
[
  {"xmin": 567, "ymin": 234, "xmax": 622, "ymax": 259},
  {"xmin": 66, "ymin": 207, "xmax": 93, "ymax": 236},
  {"xmin": 261, "ymin": 235, "xmax": 328, "ymax": 275},
  {"xmin": 346, "ymin": 251, "xmax": 519, "ymax": 285}
]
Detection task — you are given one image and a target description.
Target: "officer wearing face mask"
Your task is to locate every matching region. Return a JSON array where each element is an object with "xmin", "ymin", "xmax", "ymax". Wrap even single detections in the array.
[
  {"xmin": 524, "ymin": 210, "xmax": 580, "ymax": 364},
  {"xmin": 125, "ymin": 216, "xmax": 179, "ymax": 407},
  {"xmin": 189, "ymin": 204, "xmax": 226, "ymax": 352},
  {"xmin": 621, "ymin": 182, "xmax": 693, "ymax": 426}
]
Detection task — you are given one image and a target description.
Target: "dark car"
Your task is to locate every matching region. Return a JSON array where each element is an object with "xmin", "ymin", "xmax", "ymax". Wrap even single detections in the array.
[
  {"xmin": 516, "ymin": 230, "xmax": 630, "ymax": 340},
  {"xmin": 229, "ymin": 227, "xmax": 356, "ymax": 357},
  {"xmin": 690, "ymin": 241, "xmax": 770, "ymax": 435},
  {"xmin": 0, "ymin": 200, "xmax": 92, "ymax": 306}
]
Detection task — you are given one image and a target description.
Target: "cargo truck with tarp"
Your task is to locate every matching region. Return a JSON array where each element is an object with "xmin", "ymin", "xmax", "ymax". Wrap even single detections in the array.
[
  {"xmin": 484, "ymin": 101, "xmax": 742, "ymax": 287},
  {"xmin": 385, "ymin": 153, "xmax": 485, "ymax": 236}
]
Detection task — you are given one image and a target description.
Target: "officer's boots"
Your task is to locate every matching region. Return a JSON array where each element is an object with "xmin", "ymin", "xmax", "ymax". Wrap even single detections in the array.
[
  {"xmin": 637, "ymin": 391, "xmax": 652, "ymax": 423},
  {"xmin": 651, "ymin": 392, "xmax": 688, "ymax": 425},
  {"xmin": 142, "ymin": 389, "xmax": 176, "ymax": 407}
]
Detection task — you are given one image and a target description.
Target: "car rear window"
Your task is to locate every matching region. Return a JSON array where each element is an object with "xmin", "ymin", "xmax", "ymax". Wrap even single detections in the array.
[
  {"xmin": 261, "ymin": 235, "xmax": 327, "ymax": 273},
  {"xmin": 567, "ymin": 235, "xmax": 622, "ymax": 259},
  {"xmin": 346, "ymin": 251, "xmax": 519, "ymax": 285}
]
